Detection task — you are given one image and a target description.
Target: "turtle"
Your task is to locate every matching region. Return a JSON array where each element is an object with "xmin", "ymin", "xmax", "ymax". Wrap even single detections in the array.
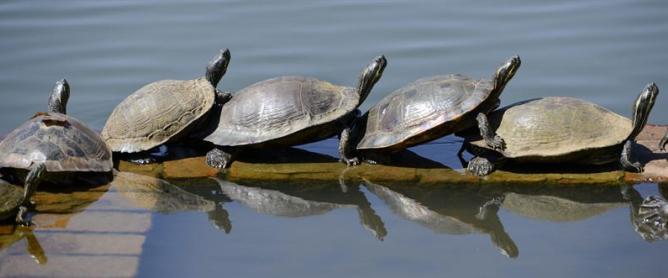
[
  {"xmin": 343, "ymin": 56, "xmax": 521, "ymax": 165},
  {"xmin": 204, "ymin": 55, "xmax": 387, "ymax": 168},
  {"xmin": 101, "ymin": 49, "xmax": 232, "ymax": 164},
  {"xmin": 0, "ymin": 80, "xmax": 113, "ymax": 225},
  {"xmin": 0, "ymin": 178, "xmax": 26, "ymax": 224},
  {"xmin": 461, "ymin": 83, "xmax": 659, "ymax": 176}
]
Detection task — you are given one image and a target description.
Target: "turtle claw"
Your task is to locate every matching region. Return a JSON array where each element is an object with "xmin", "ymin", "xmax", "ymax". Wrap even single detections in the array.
[
  {"xmin": 365, "ymin": 159, "xmax": 378, "ymax": 165},
  {"xmin": 487, "ymin": 135, "xmax": 506, "ymax": 151},
  {"xmin": 631, "ymin": 161, "xmax": 644, "ymax": 173},
  {"xmin": 622, "ymin": 160, "xmax": 643, "ymax": 173},
  {"xmin": 129, "ymin": 157, "xmax": 156, "ymax": 165},
  {"xmin": 467, "ymin": 157, "xmax": 495, "ymax": 176},
  {"xmin": 206, "ymin": 149, "xmax": 232, "ymax": 169},
  {"xmin": 340, "ymin": 157, "xmax": 360, "ymax": 167}
]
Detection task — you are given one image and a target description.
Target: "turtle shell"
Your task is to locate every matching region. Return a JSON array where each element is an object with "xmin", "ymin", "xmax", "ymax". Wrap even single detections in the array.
[
  {"xmin": 357, "ymin": 74, "xmax": 494, "ymax": 150},
  {"xmin": 469, "ymin": 97, "xmax": 632, "ymax": 159},
  {"xmin": 0, "ymin": 179, "xmax": 23, "ymax": 221},
  {"xmin": 0, "ymin": 112, "xmax": 112, "ymax": 172},
  {"xmin": 102, "ymin": 77, "xmax": 215, "ymax": 153},
  {"xmin": 205, "ymin": 76, "xmax": 358, "ymax": 146}
]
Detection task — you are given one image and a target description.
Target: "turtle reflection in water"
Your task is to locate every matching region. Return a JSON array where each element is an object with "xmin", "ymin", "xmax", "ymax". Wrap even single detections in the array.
[
  {"xmin": 0, "ymin": 225, "xmax": 46, "ymax": 265},
  {"xmin": 113, "ymin": 172, "xmax": 231, "ymax": 233},
  {"xmin": 460, "ymin": 83, "xmax": 658, "ymax": 176},
  {"xmin": 209, "ymin": 177, "xmax": 387, "ymax": 240},
  {"xmin": 500, "ymin": 185, "xmax": 626, "ymax": 223},
  {"xmin": 622, "ymin": 185, "xmax": 668, "ymax": 241},
  {"xmin": 363, "ymin": 180, "xmax": 517, "ymax": 258},
  {"xmin": 1, "ymin": 178, "xmax": 46, "ymax": 265}
]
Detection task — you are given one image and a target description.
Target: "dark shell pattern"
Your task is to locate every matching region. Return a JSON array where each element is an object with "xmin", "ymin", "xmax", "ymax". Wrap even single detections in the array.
[
  {"xmin": 0, "ymin": 112, "xmax": 112, "ymax": 173},
  {"xmin": 357, "ymin": 74, "xmax": 493, "ymax": 150},
  {"xmin": 102, "ymin": 78, "xmax": 215, "ymax": 153},
  {"xmin": 205, "ymin": 76, "xmax": 358, "ymax": 146}
]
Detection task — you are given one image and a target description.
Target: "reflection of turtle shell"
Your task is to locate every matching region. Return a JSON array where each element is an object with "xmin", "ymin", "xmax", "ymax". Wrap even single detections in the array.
[
  {"xmin": 0, "ymin": 225, "xmax": 46, "ymax": 264},
  {"xmin": 365, "ymin": 182, "xmax": 475, "ymax": 234},
  {"xmin": 502, "ymin": 192, "xmax": 625, "ymax": 222},
  {"xmin": 113, "ymin": 172, "xmax": 215, "ymax": 213},
  {"xmin": 214, "ymin": 178, "xmax": 340, "ymax": 217}
]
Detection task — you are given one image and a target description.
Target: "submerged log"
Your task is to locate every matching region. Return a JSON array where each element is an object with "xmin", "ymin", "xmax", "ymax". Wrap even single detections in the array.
[{"xmin": 118, "ymin": 125, "xmax": 668, "ymax": 186}]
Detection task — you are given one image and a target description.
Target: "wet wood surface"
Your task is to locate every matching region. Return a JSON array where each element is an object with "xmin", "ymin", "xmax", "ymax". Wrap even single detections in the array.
[{"xmin": 119, "ymin": 125, "xmax": 668, "ymax": 186}]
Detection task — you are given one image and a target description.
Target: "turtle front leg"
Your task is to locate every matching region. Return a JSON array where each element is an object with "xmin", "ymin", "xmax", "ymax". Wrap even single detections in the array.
[
  {"xmin": 476, "ymin": 113, "xmax": 505, "ymax": 151},
  {"xmin": 620, "ymin": 140, "xmax": 643, "ymax": 172},
  {"xmin": 339, "ymin": 127, "xmax": 360, "ymax": 166},
  {"xmin": 467, "ymin": 156, "xmax": 495, "ymax": 176},
  {"xmin": 16, "ymin": 163, "xmax": 46, "ymax": 226},
  {"xmin": 206, "ymin": 147, "xmax": 235, "ymax": 169}
]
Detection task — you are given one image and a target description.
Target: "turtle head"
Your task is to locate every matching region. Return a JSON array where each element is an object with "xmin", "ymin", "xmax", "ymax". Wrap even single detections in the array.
[
  {"xmin": 629, "ymin": 83, "xmax": 659, "ymax": 140},
  {"xmin": 493, "ymin": 55, "xmax": 521, "ymax": 94},
  {"xmin": 206, "ymin": 48, "xmax": 231, "ymax": 88},
  {"xmin": 356, "ymin": 55, "xmax": 387, "ymax": 106},
  {"xmin": 48, "ymin": 79, "xmax": 70, "ymax": 114}
]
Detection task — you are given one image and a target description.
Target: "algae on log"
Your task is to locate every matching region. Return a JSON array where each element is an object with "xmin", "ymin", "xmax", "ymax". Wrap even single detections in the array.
[{"xmin": 117, "ymin": 125, "xmax": 668, "ymax": 186}]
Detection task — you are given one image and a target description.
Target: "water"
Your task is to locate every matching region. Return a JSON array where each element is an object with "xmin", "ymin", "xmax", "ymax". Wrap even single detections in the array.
[{"xmin": 1, "ymin": 0, "xmax": 668, "ymax": 277}]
